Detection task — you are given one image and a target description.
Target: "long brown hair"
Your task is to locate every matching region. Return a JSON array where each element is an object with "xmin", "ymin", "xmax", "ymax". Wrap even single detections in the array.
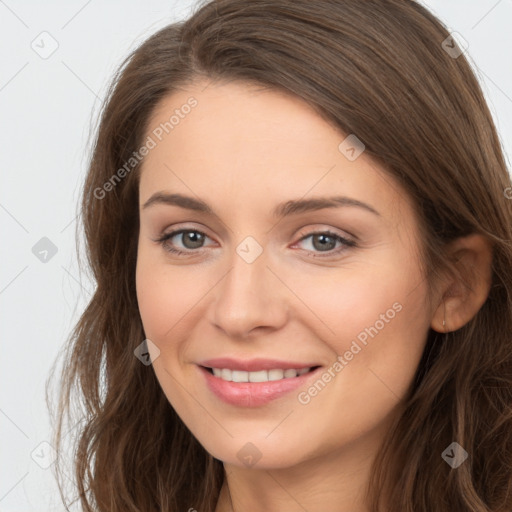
[{"xmin": 46, "ymin": 1, "xmax": 512, "ymax": 510}]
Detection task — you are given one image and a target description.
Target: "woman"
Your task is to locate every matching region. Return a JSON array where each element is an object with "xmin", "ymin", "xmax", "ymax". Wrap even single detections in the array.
[{"xmin": 47, "ymin": 1, "xmax": 512, "ymax": 511}]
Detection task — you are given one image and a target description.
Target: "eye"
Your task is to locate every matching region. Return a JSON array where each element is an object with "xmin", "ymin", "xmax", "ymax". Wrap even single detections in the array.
[
  {"xmin": 294, "ymin": 230, "xmax": 356, "ymax": 257},
  {"xmin": 154, "ymin": 227, "xmax": 357, "ymax": 258},
  {"xmin": 154, "ymin": 228, "xmax": 214, "ymax": 255}
]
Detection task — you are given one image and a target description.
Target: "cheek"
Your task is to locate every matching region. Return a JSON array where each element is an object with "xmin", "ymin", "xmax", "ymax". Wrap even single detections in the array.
[
  {"xmin": 295, "ymin": 256, "xmax": 429, "ymax": 386},
  {"xmin": 135, "ymin": 246, "xmax": 221, "ymax": 364},
  {"xmin": 136, "ymin": 265, "xmax": 172, "ymax": 340},
  {"xmin": 291, "ymin": 273, "xmax": 429, "ymax": 445},
  {"xmin": 295, "ymin": 261, "xmax": 414, "ymax": 341},
  {"xmin": 135, "ymin": 248, "xmax": 195, "ymax": 343}
]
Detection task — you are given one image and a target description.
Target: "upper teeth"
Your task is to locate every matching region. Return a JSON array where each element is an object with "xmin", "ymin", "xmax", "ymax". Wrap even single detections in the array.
[{"xmin": 211, "ymin": 367, "xmax": 311, "ymax": 382}]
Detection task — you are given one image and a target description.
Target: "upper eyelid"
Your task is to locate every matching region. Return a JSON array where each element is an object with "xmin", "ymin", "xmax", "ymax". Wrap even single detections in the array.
[
  {"xmin": 162, "ymin": 227, "xmax": 215, "ymax": 242},
  {"xmin": 158, "ymin": 226, "xmax": 352, "ymax": 240}
]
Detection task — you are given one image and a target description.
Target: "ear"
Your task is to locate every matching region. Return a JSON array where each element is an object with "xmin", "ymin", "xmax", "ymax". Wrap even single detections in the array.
[{"xmin": 431, "ymin": 233, "xmax": 493, "ymax": 333}]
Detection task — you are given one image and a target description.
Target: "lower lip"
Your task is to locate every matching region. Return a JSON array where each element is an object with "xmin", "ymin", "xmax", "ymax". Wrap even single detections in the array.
[{"xmin": 198, "ymin": 365, "xmax": 322, "ymax": 407}]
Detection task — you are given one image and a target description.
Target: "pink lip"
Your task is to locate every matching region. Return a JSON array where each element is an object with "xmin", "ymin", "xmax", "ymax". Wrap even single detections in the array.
[
  {"xmin": 199, "ymin": 357, "xmax": 319, "ymax": 372},
  {"xmin": 197, "ymin": 364, "xmax": 323, "ymax": 407}
]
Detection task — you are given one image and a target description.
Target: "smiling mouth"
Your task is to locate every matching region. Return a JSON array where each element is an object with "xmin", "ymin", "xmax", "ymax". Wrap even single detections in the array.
[{"xmin": 201, "ymin": 365, "xmax": 321, "ymax": 383}]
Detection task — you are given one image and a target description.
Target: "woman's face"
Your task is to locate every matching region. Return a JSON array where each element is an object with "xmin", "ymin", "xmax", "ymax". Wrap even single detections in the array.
[{"xmin": 136, "ymin": 80, "xmax": 434, "ymax": 469}]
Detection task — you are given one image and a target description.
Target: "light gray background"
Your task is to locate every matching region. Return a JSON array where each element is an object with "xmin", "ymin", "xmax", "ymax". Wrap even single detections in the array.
[{"xmin": 1, "ymin": 1, "xmax": 511, "ymax": 510}]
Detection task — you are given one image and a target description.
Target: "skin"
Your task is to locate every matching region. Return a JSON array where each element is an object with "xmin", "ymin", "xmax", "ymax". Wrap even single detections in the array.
[{"xmin": 135, "ymin": 79, "xmax": 493, "ymax": 512}]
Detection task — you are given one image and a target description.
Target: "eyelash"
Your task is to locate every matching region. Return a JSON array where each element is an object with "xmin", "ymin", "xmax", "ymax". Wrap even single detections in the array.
[{"xmin": 154, "ymin": 228, "xmax": 357, "ymax": 258}]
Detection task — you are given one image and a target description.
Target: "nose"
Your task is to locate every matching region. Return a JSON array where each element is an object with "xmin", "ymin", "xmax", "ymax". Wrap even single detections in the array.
[{"xmin": 209, "ymin": 245, "xmax": 289, "ymax": 339}]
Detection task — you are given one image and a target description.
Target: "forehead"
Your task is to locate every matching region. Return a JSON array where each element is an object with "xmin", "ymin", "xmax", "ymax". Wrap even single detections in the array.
[{"xmin": 139, "ymin": 79, "xmax": 412, "ymax": 227}]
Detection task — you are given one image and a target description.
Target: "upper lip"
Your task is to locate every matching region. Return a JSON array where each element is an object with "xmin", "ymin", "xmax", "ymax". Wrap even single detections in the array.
[{"xmin": 199, "ymin": 357, "xmax": 320, "ymax": 372}]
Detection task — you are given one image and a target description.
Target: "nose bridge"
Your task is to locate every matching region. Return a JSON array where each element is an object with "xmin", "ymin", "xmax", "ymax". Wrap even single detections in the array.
[{"xmin": 211, "ymin": 240, "xmax": 287, "ymax": 337}]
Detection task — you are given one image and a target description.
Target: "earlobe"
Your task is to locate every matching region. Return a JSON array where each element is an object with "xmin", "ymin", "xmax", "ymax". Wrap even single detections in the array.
[{"xmin": 430, "ymin": 233, "xmax": 493, "ymax": 333}]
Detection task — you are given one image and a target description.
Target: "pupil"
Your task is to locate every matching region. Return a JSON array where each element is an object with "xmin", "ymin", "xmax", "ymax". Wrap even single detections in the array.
[
  {"xmin": 184, "ymin": 231, "xmax": 204, "ymax": 249},
  {"xmin": 313, "ymin": 234, "xmax": 335, "ymax": 251}
]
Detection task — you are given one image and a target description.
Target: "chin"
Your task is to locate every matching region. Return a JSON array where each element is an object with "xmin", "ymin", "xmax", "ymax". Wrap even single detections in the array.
[{"xmin": 198, "ymin": 434, "xmax": 311, "ymax": 470}]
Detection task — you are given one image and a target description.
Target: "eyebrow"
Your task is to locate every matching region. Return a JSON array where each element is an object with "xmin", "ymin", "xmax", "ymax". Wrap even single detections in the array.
[{"xmin": 142, "ymin": 192, "xmax": 381, "ymax": 217}]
